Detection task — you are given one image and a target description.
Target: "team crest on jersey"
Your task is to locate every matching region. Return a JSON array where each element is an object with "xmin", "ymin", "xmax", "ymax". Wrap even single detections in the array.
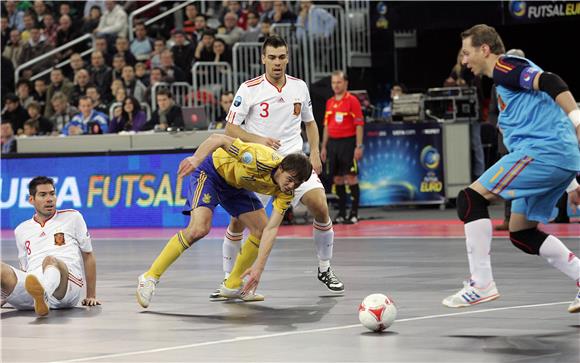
[
  {"xmin": 241, "ymin": 151, "xmax": 253, "ymax": 164},
  {"xmin": 293, "ymin": 103, "xmax": 301, "ymax": 116},
  {"xmin": 54, "ymin": 233, "xmax": 65, "ymax": 246},
  {"xmin": 202, "ymin": 193, "xmax": 212, "ymax": 204},
  {"xmin": 234, "ymin": 95, "xmax": 242, "ymax": 107}
]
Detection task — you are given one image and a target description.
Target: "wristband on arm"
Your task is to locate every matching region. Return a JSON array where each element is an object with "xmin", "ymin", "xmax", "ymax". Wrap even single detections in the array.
[
  {"xmin": 566, "ymin": 178, "xmax": 580, "ymax": 193},
  {"xmin": 568, "ymin": 109, "xmax": 580, "ymax": 128}
]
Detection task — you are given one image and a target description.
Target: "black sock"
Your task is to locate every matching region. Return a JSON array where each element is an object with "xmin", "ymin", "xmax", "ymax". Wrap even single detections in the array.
[
  {"xmin": 349, "ymin": 184, "xmax": 360, "ymax": 217},
  {"xmin": 335, "ymin": 184, "xmax": 346, "ymax": 217}
]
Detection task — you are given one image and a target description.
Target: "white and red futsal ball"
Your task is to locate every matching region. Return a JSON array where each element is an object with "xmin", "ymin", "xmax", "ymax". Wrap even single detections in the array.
[{"xmin": 358, "ymin": 293, "xmax": 397, "ymax": 332}]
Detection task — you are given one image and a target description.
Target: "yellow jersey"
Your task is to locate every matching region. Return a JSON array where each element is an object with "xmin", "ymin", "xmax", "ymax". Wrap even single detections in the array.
[{"xmin": 212, "ymin": 138, "xmax": 293, "ymax": 214}]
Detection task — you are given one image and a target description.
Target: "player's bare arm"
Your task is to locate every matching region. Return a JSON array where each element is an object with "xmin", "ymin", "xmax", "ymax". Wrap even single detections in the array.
[
  {"xmin": 241, "ymin": 211, "xmax": 285, "ymax": 294},
  {"xmin": 304, "ymin": 121, "xmax": 322, "ymax": 174},
  {"xmin": 225, "ymin": 122, "xmax": 281, "ymax": 149},
  {"xmin": 81, "ymin": 251, "xmax": 100, "ymax": 306},
  {"xmin": 177, "ymin": 134, "xmax": 236, "ymax": 177}
]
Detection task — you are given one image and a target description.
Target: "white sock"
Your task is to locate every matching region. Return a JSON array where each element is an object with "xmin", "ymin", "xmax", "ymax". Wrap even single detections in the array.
[
  {"xmin": 313, "ymin": 219, "xmax": 334, "ymax": 262},
  {"xmin": 319, "ymin": 260, "xmax": 330, "ymax": 271},
  {"xmin": 539, "ymin": 235, "xmax": 580, "ymax": 283},
  {"xmin": 42, "ymin": 265, "xmax": 61, "ymax": 296},
  {"xmin": 223, "ymin": 228, "xmax": 243, "ymax": 275},
  {"xmin": 464, "ymin": 219, "xmax": 494, "ymax": 287}
]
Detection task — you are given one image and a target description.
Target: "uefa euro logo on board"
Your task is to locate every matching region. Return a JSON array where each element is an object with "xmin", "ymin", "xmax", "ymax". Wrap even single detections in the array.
[
  {"xmin": 420, "ymin": 146, "xmax": 440, "ymax": 170},
  {"xmin": 509, "ymin": 0, "xmax": 527, "ymax": 18}
]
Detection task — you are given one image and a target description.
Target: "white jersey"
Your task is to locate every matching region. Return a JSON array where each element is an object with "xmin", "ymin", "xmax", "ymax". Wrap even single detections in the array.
[
  {"xmin": 227, "ymin": 74, "xmax": 315, "ymax": 156},
  {"xmin": 14, "ymin": 209, "xmax": 93, "ymax": 273}
]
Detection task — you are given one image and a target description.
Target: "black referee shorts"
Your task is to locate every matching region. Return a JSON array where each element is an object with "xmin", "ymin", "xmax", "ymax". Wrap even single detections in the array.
[{"xmin": 326, "ymin": 136, "xmax": 358, "ymax": 177}]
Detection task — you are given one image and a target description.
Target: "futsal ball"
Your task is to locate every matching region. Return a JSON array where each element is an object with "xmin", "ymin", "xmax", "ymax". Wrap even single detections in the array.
[{"xmin": 358, "ymin": 293, "xmax": 397, "ymax": 332}]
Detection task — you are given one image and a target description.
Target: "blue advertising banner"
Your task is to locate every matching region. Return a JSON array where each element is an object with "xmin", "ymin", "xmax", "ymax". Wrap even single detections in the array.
[
  {"xmin": 1, "ymin": 152, "xmax": 240, "ymax": 229},
  {"xmin": 359, "ymin": 123, "xmax": 445, "ymax": 206}
]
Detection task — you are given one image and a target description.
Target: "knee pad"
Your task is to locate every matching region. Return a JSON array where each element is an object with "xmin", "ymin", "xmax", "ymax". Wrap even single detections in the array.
[
  {"xmin": 457, "ymin": 188, "xmax": 490, "ymax": 223},
  {"xmin": 509, "ymin": 228, "xmax": 548, "ymax": 255}
]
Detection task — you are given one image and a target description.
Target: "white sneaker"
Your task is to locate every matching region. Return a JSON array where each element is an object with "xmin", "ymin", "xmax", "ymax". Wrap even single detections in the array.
[
  {"xmin": 209, "ymin": 279, "xmax": 229, "ymax": 302},
  {"xmin": 24, "ymin": 274, "xmax": 50, "ymax": 317},
  {"xmin": 136, "ymin": 273, "xmax": 158, "ymax": 308},
  {"xmin": 442, "ymin": 280, "xmax": 500, "ymax": 308},
  {"xmin": 219, "ymin": 282, "xmax": 264, "ymax": 302},
  {"xmin": 568, "ymin": 289, "xmax": 580, "ymax": 313}
]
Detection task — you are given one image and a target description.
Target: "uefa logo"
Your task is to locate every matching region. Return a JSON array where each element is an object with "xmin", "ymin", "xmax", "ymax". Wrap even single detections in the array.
[
  {"xmin": 509, "ymin": 0, "xmax": 527, "ymax": 18},
  {"xmin": 420, "ymin": 146, "xmax": 440, "ymax": 170}
]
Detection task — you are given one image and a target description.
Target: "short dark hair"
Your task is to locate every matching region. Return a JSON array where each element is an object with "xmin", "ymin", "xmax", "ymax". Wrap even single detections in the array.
[
  {"xmin": 280, "ymin": 153, "xmax": 312, "ymax": 184},
  {"xmin": 156, "ymin": 88, "xmax": 173, "ymax": 98},
  {"xmin": 461, "ymin": 24, "xmax": 505, "ymax": 55},
  {"xmin": 28, "ymin": 176, "xmax": 55, "ymax": 197},
  {"xmin": 262, "ymin": 35, "xmax": 287, "ymax": 54}
]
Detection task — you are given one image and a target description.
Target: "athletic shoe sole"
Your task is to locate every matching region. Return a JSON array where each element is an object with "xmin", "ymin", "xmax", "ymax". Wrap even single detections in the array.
[
  {"xmin": 443, "ymin": 293, "xmax": 500, "ymax": 308},
  {"xmin": 24, "ymin": 275, "xmax": 49, "ymax": 317}
]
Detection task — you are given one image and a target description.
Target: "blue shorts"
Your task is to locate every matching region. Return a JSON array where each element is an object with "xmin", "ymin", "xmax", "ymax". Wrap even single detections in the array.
[
  {"xmin": 182, "ymin": 156, "xmax": 264, "ymax": 217},
  {"xmin": 479, "ymin": 151, "xmax": 576, "ymax": 224}
]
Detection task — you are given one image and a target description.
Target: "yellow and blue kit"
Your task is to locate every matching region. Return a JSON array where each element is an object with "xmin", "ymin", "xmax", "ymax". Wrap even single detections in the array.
[{"xmin": 183, "ymin": 138, "xmax": 293, "ymax": 217}]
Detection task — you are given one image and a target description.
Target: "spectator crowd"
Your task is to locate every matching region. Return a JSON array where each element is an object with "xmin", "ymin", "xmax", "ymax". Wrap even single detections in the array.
[{"xmin": 1, "ymin": 1, "xmax": 337, "ymax": 153}]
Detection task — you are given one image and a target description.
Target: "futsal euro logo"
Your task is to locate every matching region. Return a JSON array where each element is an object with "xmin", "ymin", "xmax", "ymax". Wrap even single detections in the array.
[{"xmin": 509, "ymin": 1, "xmax": 527, "ymax": 18}]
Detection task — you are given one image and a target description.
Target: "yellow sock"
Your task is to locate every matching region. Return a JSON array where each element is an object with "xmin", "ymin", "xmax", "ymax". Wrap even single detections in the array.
[
  {"xmin": 145, "ymin": 231, "xmax": 190, "ymax": 280},
  {"xmin": 225, "ymin": 234, "xmax": 260, "ymax": 289}
]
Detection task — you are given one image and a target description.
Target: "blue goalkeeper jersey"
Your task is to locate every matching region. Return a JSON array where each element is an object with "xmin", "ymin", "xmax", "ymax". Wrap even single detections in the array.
[{"xmin": 493, "ymin": 55, "xmax": 580, "ymax": 171}]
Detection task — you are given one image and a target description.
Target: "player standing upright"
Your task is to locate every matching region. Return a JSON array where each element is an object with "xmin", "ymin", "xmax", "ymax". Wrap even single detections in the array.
[
  {"xmin": 0, "ymin": 177, "xmax": 100, "ymax": 317},
  {"xmin": 442, "ymin": 24, "xmax": 580, "ymax": 313},
  {"xmin": 213, "ymin": 35, "xmax": 344, "ymax": 300}
]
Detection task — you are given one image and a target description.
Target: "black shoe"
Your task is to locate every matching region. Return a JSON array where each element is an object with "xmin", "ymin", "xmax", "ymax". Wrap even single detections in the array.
[
  {"xmin": 317, "ymin": 267, "xmax": 345, "ymax": 294},
  {"xmin": 333, "ymin": 215, "xmax": 346, "ymax": 224}
]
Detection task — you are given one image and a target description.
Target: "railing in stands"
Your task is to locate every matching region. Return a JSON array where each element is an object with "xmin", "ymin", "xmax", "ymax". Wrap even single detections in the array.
[
  {"xmin": 306, "ymin": 5, "xmax": 347, "ymax": 83},
  {"xmin": 271, "ymin": 23, "xmax": 310, "ymax": 85},
  {"xmin": 191, "ymin": 62, "xmax": 232, "ymax": 124},
  {"xmin": 345, "ymin": 0, "xmax": 372, "ymax": 67},
  {"xmin": 30, "ymin": 48, "xmax": 94, "ymax": 83},
  {"xmin": 129, "ymin": 0, "xmax": 197, "ymax": 42},
  {"xmin": 14, "ymin": 33, "xmax": 94, "ymax": 83},
  {"xmin": 232, "ymin": 42, "xmax": 262, "ymax": 90},
  {"xmin": 150, "ymin": 82, "xmax": 193, "ymax": 112}
]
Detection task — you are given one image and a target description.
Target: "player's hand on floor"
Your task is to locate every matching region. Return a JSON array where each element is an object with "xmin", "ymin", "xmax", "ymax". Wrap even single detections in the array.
[
  {"xmin": 241, "ymin": 267, "xmax": 262, "ymax": 294},
  {"xmin": 82, "ymin": 297, "xmax": 101, "ymax": 306}
]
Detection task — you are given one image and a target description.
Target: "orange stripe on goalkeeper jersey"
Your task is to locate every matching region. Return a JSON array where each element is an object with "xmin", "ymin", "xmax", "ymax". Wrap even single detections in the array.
[
  {"xmin": 192, "ymin": 172, "xmax": 207, "ymax": 208},
  {"xmin": 495, "ymin": 59, "xmax": 514, "ymax": 73},
  {"xmin": 492, "ymin": 156, "xmax": 533, "ymax": 194}
]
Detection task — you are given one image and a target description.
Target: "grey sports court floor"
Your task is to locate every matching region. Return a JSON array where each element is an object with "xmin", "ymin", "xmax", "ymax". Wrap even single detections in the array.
[{"xmin": 1, "ymin": 206, "xmax": 579, "ymax": 363}]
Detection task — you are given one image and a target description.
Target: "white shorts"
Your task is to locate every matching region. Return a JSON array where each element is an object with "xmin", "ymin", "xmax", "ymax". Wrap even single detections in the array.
[
  {"xmin": 258, "ymin": 171, "xmax": 325, "ymax": 208},
  {"xmin": 5, "ymin": 265, "xmax": 84, "ymax": 311}
]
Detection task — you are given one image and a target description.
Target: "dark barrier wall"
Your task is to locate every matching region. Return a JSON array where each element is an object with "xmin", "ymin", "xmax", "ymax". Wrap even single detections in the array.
[{"xmin": 369, "ymin": 2, "xmax": 580, "ymax": 98}]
